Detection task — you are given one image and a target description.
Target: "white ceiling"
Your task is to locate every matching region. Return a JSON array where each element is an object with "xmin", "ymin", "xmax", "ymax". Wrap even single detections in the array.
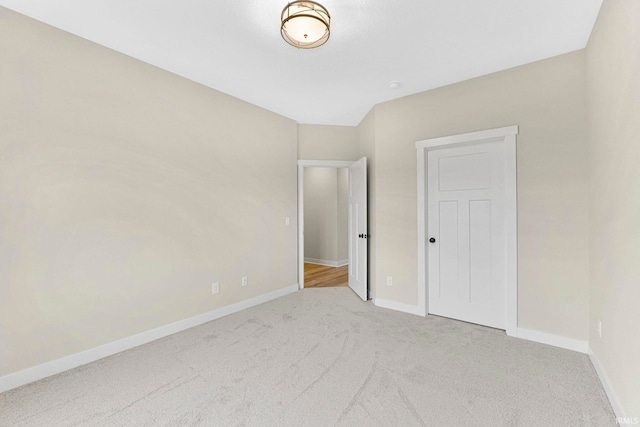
[{"xmin": 0, "ymin": 0, "xmax": 603, "ymax": 126}]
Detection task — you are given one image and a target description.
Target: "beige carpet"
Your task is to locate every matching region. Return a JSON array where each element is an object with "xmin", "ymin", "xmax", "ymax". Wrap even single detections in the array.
[{"xmin": 0, "ymin": 288, "xmax": 615, "ymax": 426}]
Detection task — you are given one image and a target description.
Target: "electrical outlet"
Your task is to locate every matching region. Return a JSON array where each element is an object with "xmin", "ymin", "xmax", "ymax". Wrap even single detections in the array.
[
  {"xmin": 212, "ymin": 282, "xmax": 220, "ymax": 295},
  {"xmin": 598, "ymin": 319, "xmax": 602, "ymax": 338},
  {"xmin": 285, "ymin": 217, "xmax": 290, "ymax": 226},
  {"xmin": 242, "ymin": 276, "xmax": 248, "ymax": 287},
  {"xmin": 386, "ymin": 276, "xmax": 393, "ymax": 286}
]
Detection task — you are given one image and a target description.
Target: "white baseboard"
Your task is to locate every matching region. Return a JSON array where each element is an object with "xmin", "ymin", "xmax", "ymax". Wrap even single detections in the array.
[
  {"xmin": 304, "ymin": 258, "xmax": 348, "ymax": 268},
  {"xmin": 374, "ymin": 298, "xmax": 425, "ymax": 316},
  {"xmin": 589, "ymin": 345, "xmax": 627, "ymax": 420},
  {"xmin": 0, "ymin": 284, "xmax": 299, "ymax": 394},
  {"xmin": 368, "ymin": 303, "xmax": 589, "ymax": 355},
  {"xmin": 516, "ymin": 327, "xmax": 589, "ymax": 354}
]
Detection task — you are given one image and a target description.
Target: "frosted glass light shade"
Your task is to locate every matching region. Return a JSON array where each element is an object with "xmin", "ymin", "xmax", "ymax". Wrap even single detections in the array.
[{"xmin": 281, "ymin": 1, "xmax": 330, "ymax": 49}]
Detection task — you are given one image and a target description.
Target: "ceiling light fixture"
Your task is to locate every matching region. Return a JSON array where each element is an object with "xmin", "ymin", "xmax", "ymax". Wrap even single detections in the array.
[{"xmin": 281, "ymin": 1, "xmax": 330, "ymax": 49}]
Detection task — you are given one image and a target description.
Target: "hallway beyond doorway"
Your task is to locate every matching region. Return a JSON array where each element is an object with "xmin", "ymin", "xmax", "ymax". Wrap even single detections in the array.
[{"xmin": 304, "ymin": 263, "xmax": 348, "ymax": 288}]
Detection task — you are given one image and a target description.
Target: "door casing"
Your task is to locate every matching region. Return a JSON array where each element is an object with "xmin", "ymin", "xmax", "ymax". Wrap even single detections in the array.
[{"xmin": 415, "ymin": 125, "xmax": 518, "ymax": 336}]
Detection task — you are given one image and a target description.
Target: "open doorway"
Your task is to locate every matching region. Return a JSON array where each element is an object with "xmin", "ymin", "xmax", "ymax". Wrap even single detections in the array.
[
  {"xmin": 302, "ymin": 166, "xmax": 349, "ymax": 288},
  {"xmin": 298, "ymin": 159, "xmax": 368, "ymax": 300}
]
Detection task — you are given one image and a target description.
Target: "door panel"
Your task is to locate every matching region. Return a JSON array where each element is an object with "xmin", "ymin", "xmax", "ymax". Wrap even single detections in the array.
[
  {"xmin": 348, "ymin": 157, "xmax": 367, "ymax": 301},
  {"xmin": 469, "ymin": 200, "xmax": 492, "ymax": 305},
  {"xmin": 438, "ymin": 153, "xmax": 492, "ymax": 191},
  {"xmin": 428, "ymin": 141, "xmax": 506, "ymax": 329},
  {"xmin": 438, "ymin": 200, "xmax": 459, "ymax": 300}
]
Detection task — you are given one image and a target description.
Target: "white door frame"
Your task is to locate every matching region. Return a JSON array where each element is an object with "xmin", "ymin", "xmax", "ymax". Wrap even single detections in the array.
[
  {"xmin": 297, "ymin": 160, "xmax": 354, "ymax": 289},
  {"xmin": 415, "ymin": 125, "xmax": 518, "ymax": 336}
]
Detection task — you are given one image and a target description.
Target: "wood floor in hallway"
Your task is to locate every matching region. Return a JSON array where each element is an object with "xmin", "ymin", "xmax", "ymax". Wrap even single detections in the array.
[{"xmin": 304, "ymin": 263, "xmax": 348, "ymax": 288}]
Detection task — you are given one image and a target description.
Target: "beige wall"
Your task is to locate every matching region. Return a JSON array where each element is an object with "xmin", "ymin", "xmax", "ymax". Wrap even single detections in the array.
[
  {"xmin": 0, "ymin": 8, "xmax": 298, "ymax": 375},
  {"xmin": 303, "ymin": 168, "xmax": 348, "ymax": 264},
  {"xmin": 337, "ymin": 168, "xmax": 349, "ymax": 262},
  {"xmin": 370, "ymin": 51, "xmax": 590, "ymax": 341},
  {"xmin": 298, "ymin": 124, "xmax": 358, "ymax": 160},
  {"xmin": 587, "ymin": 0, "xmax": 640, "ymax": 416},
  {"xmin": 304, "ymin": 168, "xmax": 338, "ymax": 263}
]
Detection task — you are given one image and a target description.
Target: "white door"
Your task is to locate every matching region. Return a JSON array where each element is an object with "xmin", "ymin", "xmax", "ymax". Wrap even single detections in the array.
[
  {"xmin": 427, "ymin": 141, "xmax": 507, "ymax": 329},
  {"xmin": 348, "ymin": 157, "xmax": 368, "ymax": 301}
]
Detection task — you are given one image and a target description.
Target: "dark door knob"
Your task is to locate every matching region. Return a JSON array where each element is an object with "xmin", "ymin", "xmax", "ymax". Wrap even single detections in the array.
[{"xmin": 429, "ymin": 237, "xmax": 436, "ymax": 243}]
